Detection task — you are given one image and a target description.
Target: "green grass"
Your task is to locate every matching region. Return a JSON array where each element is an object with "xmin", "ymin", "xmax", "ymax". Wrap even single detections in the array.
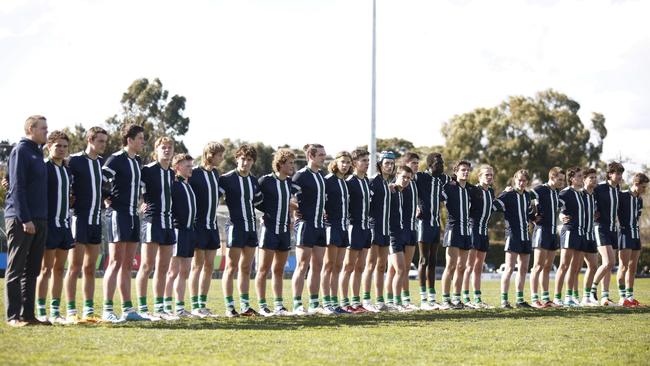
[{"xmin": 1, "ymin": 277, "xmax": 650, "ymax": 366}]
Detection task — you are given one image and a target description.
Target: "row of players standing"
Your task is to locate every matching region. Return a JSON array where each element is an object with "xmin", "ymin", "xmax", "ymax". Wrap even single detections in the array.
[{"xmin": 4, "ymin": 116, "xmax": 646, "ymax": 326}]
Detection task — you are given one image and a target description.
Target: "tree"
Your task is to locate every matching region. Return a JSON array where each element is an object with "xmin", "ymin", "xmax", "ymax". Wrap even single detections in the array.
[
  {"xmin": 441, "ymin": 89, "xmax": 608, "ymax": 189},
  {"xmin": 358, "ymin": 138, "xmax": 416, "ymax": 159},
  {"xmin": 61, "ymin": 124, "xmax": 88, "ymax": 154},
  {"xmin": 104, "ymin": 78, "xmax": 190, "ymax": 161},
  {"xmin": 217, "ymin": 138, "xmax": 276, "ymax": 177}
]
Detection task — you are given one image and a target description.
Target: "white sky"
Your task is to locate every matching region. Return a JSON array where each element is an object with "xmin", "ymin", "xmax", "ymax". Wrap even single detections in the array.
[{"xmin": 1, "ymin": 0, "xmax": 649, "ymax": 166}]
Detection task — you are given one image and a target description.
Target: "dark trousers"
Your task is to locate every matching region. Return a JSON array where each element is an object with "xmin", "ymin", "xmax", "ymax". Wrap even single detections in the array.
[{"xmin": 4, "ymin": 219, "xmax": 47, "ymax": 321}]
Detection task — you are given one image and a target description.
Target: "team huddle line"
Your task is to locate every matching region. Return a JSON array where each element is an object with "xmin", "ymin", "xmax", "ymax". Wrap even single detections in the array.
[{"xmin": 3, "ymin": 116, "xmax": 647, "ymax": 327}]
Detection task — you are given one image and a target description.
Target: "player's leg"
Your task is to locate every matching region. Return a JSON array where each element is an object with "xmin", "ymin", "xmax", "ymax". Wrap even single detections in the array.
[
  {"xmin": 581, "ymin": 253, "xmax": 598, "ymax": 306},
  {"xmin": 472, "ymin": 250, "xmax": 488, "ymax": 306},
  {"xmin": 291, "ymin": 245, "xmax": 312, "ymax": 315},
  {"xmin": 189, "ymin": 249, "xmax": 204, "ymax": 314},
  {"xmin": 199, "ymin": 248, "xmax": 217, "ymax": 314},
  {"xmin": 540, "ymin": 249, "xmax": 556, "ymax": 306},
  {"xmin": 626, "ymin": 249, "xmax": 641, "ymax": 305},
  {"xmin": 255, "ymin": 248, "xmax": 275, "ymax": 316},
  {"xmin": 514, "ymin": 253, "xmax": 531, "ymax": 307},
  {"xmin": 152, "ymin": 245, "xmax": 173, "ymax": 318},
  {"xmin": 374, "ymin": 246, "xmax": 389, "ymax": 310},
  {"xmin": 617, "ymin": 249, "xmax": 631, "ymax": 305},
  {"xmin": 331, "ymin": 246, "xmax": 346, "ymax": 312},
  {"xmin": 530, "ymin": 248, "xmax": 546, "ymax": 306},
  {"xmin": 165, "ymin": 257, "xmax": 180, "ymax": 314},
  {"xmin": 402, "ymin": 244, "xmax": 417, "ymax": 310},
  {"xmin": 272, "ymin": 250, "xmax": 290, "ymax": 314},
  {"xmin": 340, "ymin": 248, "xmax": 359, "ymax": 311},
  {"xmin": 362, "ymin": 245, "xmax": 378, "ymax": 310},
  {"xmin": 118, "ymin": 241, "xmax": 140, "ymax": 319},
  {"xmin": 440, "ymin": 247, "xmax": 459, "ymax": 308},
  {"xmin": 352, "ymin": 248, "xmax": 369, "ymax": 312},
  {"xmin": 238, "ymin": 245, "xmax": 257, "ymax": 315},
  {"xmin": 321, "ymin": 245, "xmax": 337, "ymax": 309},
  {"xmin": 102, "ymin": 242, "xmax": 125, "ymax": 321},
  {"xmin": 390, "ymin": 251, "xmax": 406, "ymax": 310},
  {"xmin": 417, "ymin": 241, "xmax": 432, "ymax": 308},
  {"xmin": 553, "ymin": 248, "xmax": 572, "ymax": 306},
  {"xmin": 500, "ymin": 251, "xmax": 516, "ymax": 308},
  {"xmin": 48, "ymin": 249, "xmax": 69, "ymax": 324},
  {"xmin": 593, "ymin": 245, "xmax": 615, "ymax": 305},
  {"xmin": 36, "ymin": 249, "xmax": 55, "ymax": 321},
  {"xmin": 80, "ymin": 244, "xmax": 100, "ymax": 319},
  {"xmin": 567, "ymin": 250, "xmax": 583, "ymax": 306},
  {"xmin": 174, "ymin": 257, "xmax": 192, "ymax": 316},
  {"xmin": 462, "ymin": 249, "xmax": 476, "ymax": 305},
  {"xmin": 135, "ymin": 242, "xmax": 158, "ymax": 315},
  {"xmin": 222, "ymin": 246, "xmax": 242, "ymax": 316},
  {"xmin": 452, "ymin": 249, "xmax": 469, "ymax": 308},
  {"xmin": 64, "ymin": 245, "xmax": 84, "ymax": 321}
]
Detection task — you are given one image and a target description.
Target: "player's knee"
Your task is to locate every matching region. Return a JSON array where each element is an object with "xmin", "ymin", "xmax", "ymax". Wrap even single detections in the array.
[
  {"xmin": 53, "ymin": 266, "xmax": 65, "ymax": 277},
  {"xmin": 333, "ymin": 262, "xmax": 344, "ymax": 274},
  {"xmin": 419, "ymin": 256, "xmax": 429, "ymax": 267},
  {"xmin": 67, "ymin": 264, "xmax": 82, "ymax": 278},
  {"xmin": 140, "ymin": 262, "xmax": 153, "ymax": 275},
  {"xmin": 179, "ymin": 267, "xmax": 190, "ymax": 278},
  {"xmin": 272, "ymin": 265, "xmax": 284, "ymax": 278},
  {"xmin": 81, "ymin": 264, "xmax": 95, "ymax": 278},
  {"xmin": 39, "ymin": 266, "xmax": 52, "ymax": 278}
]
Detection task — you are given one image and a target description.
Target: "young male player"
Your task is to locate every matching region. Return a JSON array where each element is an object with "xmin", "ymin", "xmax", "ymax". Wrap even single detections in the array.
[
  {"xmin": 101, "ymin": 123, "xmax": 146, "ymax": 322},
  {"xmin": 415, "ymin": 153, "xmax": 450, "ymax": 309},
  {"xmin": 463, "ymin": 164, "xmax": 495, "ymax": 308},
  {"xmin": 591, "ymin": 162, "xmax": 624, "ymax": 306},
  {"xmin": 188, "ymin": 142, "xmax": 224, "ymax": 317},
  {"xmin": 64, "ymin": 127, "xmax": 108, "ymax": 323},
  {"xmin": 363, "ymin": 151, "xmax": 395, "ymax": 312},
  {"xmin": 439, "ymin": 160, "xmax": 472, "ymax": 310},
  {"xmin": 291, "ymin": 144, "xmax": 328, "ymax": 315},
  {"xmin": 136, "ymin": 137, "xmax": 177, "ymax": 320},
  {"xmin": 494, "ymin": 169, "xmax": 534, "ymax": 308},
  {"xmin": 36, "ymin": 131, "xmax": 74, "ymax": 324},
  {"xmin": 579, "ymin": 168, "xmax": 599, "ymax": 306},
  {"xmin": 529, "ymin": 167, "xmax": 564, "ymax": 308},
  {"xmin": 164, "ymin": 153, "xmax": 198, "ymax": 318},
  {"xmin": 617, "ymin": 172, "xmax": 648, "ymax": 307},
  {"xmin": 255, "ymin": 149, "xmax": 295, "ymax": 316},
  {"xmin": 339, "ymin": 149, "xmax": 372, "ymax": 313},
  {"xmin": 219, "ymin": 145, "xmax": 263, "ymax": 317},
  {"xmin": 323, "ymin": 152, "xmax": 353, "ymax": 314}
]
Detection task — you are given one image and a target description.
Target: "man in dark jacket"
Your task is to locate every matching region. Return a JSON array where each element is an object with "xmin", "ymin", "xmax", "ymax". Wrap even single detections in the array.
[{"xmin": 4, "ymin": 115, "xmax": 49, "ymax": 327}]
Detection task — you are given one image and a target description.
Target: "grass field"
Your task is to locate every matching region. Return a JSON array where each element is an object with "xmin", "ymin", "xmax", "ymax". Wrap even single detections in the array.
[{"xmin": 1, "ymin": 277, "xmax": 649, "ymax": 366}]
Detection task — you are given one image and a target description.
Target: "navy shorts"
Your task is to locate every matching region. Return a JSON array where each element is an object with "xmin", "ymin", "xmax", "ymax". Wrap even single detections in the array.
[
  {"xmin": 106, "ymin": 209, "xmax": 140, "ymax": 243},
  {"xmin": 532, "ymin": 225, "xmax": 559, "ymax": 251},
  {"xmin": 582, "ymin": 239, "xmax": 598, "ymax": 254},
  {"xmin": 348, "ymin": 225, "xmax": 372, "ymax": 250},
  {"xmin": 504, "ymin": 232, "xmax": 532, "ymax": 254},
  {"xmin": 294, "ymin": 221, "xmax": 327, "ymax": 247},
  {"xmin": 326, "ymin": 225, "xmax": 349, "ymax": 248},
  {"xmin": 389, "ymin": 230, "xmax": 409, "ymax": 254},
  {"xmin": 71, "ymin": 216, "xmax": 102, "ymax": 245},
  {"xmin": 559, "ymin": 228, "xmax": 584, "ymax": 250},
  {"xmin": 403, "ymin": 229, "xmax": 417, "ymax": 246},
  {"xmin": 595, "ymin": 225, "xmax": 618, "ymax": 250},
  {"xmin": 194, "ymin": 226, "xmax": 221, "ymax": 250},
  {"xmin": 417, "ymin": 220, "xmax": 440, "ymax": 245},
  {"xmin": 225, "ymin": 222, "xmax": 258, "ymax": 248},
  {"xmin": 371, "ymin": 228, "xmax": 390, "ymax": 247},
  {"xmin": 143, "ymin": 219, "xmax": 176, "ymax": 245},
  {"xmin": 470, "ymin": 227, "xmax": 489, "ymax": 252},
  {"xmin": 46, "ymin": 224, "xmax": 75, "ymax": 250},
  {"xmin": 442, "ymin": 225, "xmax": 472, "ymax": 250},
  {"xmin": 173, "ymin": 228, "xmax": 196, "ymax": 258},
  {"xmin": 618, "ymin": 231, "xmax": 641, "ymax": 251},
  {"xmin": 259, "ymin": 225, "xmax": 291, "ymax": 251}
]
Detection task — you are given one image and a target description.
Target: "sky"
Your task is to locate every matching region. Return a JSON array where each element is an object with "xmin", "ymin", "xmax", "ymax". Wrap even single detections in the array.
[{"xmin": 1, "ymin": 0, "xmax": 649, "ymax": 167}]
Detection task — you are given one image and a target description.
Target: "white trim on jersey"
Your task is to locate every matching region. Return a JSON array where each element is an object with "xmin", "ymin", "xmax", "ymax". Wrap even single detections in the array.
[{"xmin": 238, "ymin": 176, "xmax": 249, "ymax": 232}]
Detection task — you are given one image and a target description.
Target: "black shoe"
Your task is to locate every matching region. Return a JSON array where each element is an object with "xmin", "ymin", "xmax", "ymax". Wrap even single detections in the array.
[
  {"xmin": 591, "ymin": 290, "xmax": 598, "ymax": 301},
  {"xmin": 500, "ymin": 302, "xmax": 512, "ymax": 309},
  {"xmin": 515, "ymin": 301, "xmax": 532, "ymax": 308},
  {"xmin": 240, "ymin": 307, "xmax": 259, "ymax": 317},
  {"xmin": 225, "ymin": 308, "xmax": 239, "ymax": 318}
]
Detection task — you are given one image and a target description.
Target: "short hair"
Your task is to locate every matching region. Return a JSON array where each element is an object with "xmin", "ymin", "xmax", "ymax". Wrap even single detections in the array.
[
  {"xmin": 513, "ymin": 169, "xmax": 530, "ymax": 182},
  {"xmin": 548, "ymin": 166, "xmax": 565, "ymax": 179},
  {"xmin": 453, "ymin": 160, "xmax": 471, "ymax": 172},
  {"xmin": 273, "ymin": 148, "xmax": 296, "ymax": 173},
  {"xmin": 86, "ymin": 126, "xmax": 108, "ymax": 141},
  {"xmin": 201, "ymin": 141, "xmax": 226, "ymax": 167},
  {"xmin": 607, "ymin": 162, "xmax": 625, "ymax": 177},
  {"xmin": 328, "ymin": 151, "xmax": 352, "ymax": 176},
  {"xmin": 151, "ymin": 136, "xmax": 175, "ymax": 161},
  {"xmin": 396, "ymin": 165, "xmax": 414, "ymax": 176},
  {"xmin": 172, "ymin": 153, "xmax": 193, "ymax": 167},
  {"xmin": 583, "ymin": 167, "xmax": 597, "ymax": 177},
  {"xmin": 425, "ymin": 152, "xmax": 442, "ymax": 168},
  {"xmin": 478, "ymin": 164, "xmax": 494, "ymax": 175},
  {"xmin": 24, "ymin": 115, "xmax": 46, "ymax": 135},
  {"xmin": 46, "ymin": 130, "xmax": 69, "ymax": 145},
  {"xmin": 121, "ymin": 123, "xmax": 145, "ymax": 146},
  {"xmin": 632, "ymin": 173, "xmax": 649, "ymax": 186},
  {"xmin": 402, "ymin": 152, "xmax": 419, "ymax": 163},
  {"xmin": 235, "ymin": 144, "xmax": 257, "ymax": 162},
  {"xmin": 351, "ymin": 149, "xmax": 369, "ymax": 162},
  {"xmin": 303, "ymin": 143, "xmax": 324, "ymax": 159},
  {"xmin": 566, "ymin": 167, "xmax": 582, "ymax": 183}
]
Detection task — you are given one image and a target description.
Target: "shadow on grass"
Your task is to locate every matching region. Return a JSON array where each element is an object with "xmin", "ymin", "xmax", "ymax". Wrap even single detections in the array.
[{"xmin": 100, "ymin": 306, "xmax": 650, "ymax": 331}]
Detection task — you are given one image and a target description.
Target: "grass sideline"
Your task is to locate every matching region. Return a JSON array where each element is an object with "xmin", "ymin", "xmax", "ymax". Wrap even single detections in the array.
[{"xmin": 1, "ymin": 277, "xmax": 649, "ymax": 366}]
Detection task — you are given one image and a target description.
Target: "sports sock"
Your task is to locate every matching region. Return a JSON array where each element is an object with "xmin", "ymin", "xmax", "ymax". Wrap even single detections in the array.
[
  {"xmin": 191, "ymin": 295, "xmax": 200, "ymax": 310},
  {"xmin": 309, "ymin": 294, "xmax": 319, "ymax": 309},
  {"xmin": 395, "ymin": 295, "xmax": 402, "ymax": 305},
  {"xmin": 103, "ymin": 299, "xmax": 113, "ymax": 313},
  {"xmin": 531, "ymin": 293, "xmax": 539, "ymax": 302},
  {"xmin": 240, "ymin": 293, "xmax": 250, "ymax": 311},
  {"xmin": 452, "ymin": 293, "xmax": 461, "ymax": 303},
  {"xmin": 583, "ymin": 287, "xmax": 591, "ymax": 299},
  {"xmin": 501, "ymin": 293, "xmax": 508, "ymax": 303},
  {"xmin": 138, "ymin": 296, "xmax": 147, "ymax": 312},
  {"xmin": 542, "ymin": 291, "xmax": 550, "ymax": 302},
  {"xmin": 618, "ymin": 284, "xmax": 626, "ymax": 298},
  {"xmin": 50, "ymin": 298, "xmax": 60, "ymax": 317},
  {"xmin": 341, "ymin": 297, "xmax": 350, "ymax": 307},
  {"xmin": 259, "ymin": 298, "xmax": 267, "ymax": 308},
  {"xmin": 274, "ymin": 297, "xmax": 284, "ymax": 310},
  {"xmin": 402, "ymin": 291, "xmax": 411, "ymax": 305},
  {"xmin": 462, "ymin": 290, "xmax": 470, "ymax": 303},
  {"xmin": 224, "ymin": 296, "xmax": 235, "ymax": 310},
  {"xmin": 554, "ymin": 293, "xmax": 561, "ymax": 300},
  {"xmin": 199, "ymin": 294, "xmax": 208, "ymax": 309},
  {"xmin": 626, "ymin": 288, "xmax": 634, "ymax": 300},
  {"xmin": 323, "ymin": 295, "xmax": 331, "ymax": 307},
  {"xmin": 474, "ymin": 290, "xmax": 482, "ymax": 303},
  {"xmin": 428, "ymin": 287, "xmax": 436, "ymax": 302},
  {"xmin": 293, "ymin": 296, "xmax": 303, "ymax": 309},
  {"xmin": 154, "ymin": 297, "xmax": 164, "ymax": 313},
  {"xmin": 363, "ymin": 292, "xmax": 371, "ymax": 301},
  {"xmin": 351, "ymin": 296, "xmax": 360, "ymax": 306},
  {"xmin": 419, "ymin": 286, "xmax": 427, "ymax": 301},
  {"xmin": 176, "ymin": 301, "xmax": 185, "ymax": 312},
  {"xmin": 516, "ymin": 291, "xmax": 524, "ymax": 304},
  {"xmin": 83, "ymin": 299, "xmax": 94, "ymax": 317},
  {"xmin": 602, "ymin": 291, "xmax": 610, "ymax": 299},
  {"xmin": 37, "ymin": 298, "xmax": 47, "ymax": 317},
  {"xmin": 122, "ymin": 300, "xmax": 134, "ymax": 313},
  {"xmin": 164, "ymin": 297, "xmax": 173, "ymax": 312},
  {"xmin": 67, "ymin": 300, "xmax": 76, "ymax": 316},
  {"xmin": 443, "ymin": 293, "xmax": 451, "ymax": 303},
  {"xmin": 591, "ymin": 282, "xmax": 598, "ymax": 295},
  {"xmin": 331, "ymin": 296, "xmax": 339, "ymax": 307}
]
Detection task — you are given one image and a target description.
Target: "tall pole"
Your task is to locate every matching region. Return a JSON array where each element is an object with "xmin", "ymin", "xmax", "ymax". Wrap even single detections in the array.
[{"xmin": 369, "ymin": 0, "xmax": 377, "ymax": 176}]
